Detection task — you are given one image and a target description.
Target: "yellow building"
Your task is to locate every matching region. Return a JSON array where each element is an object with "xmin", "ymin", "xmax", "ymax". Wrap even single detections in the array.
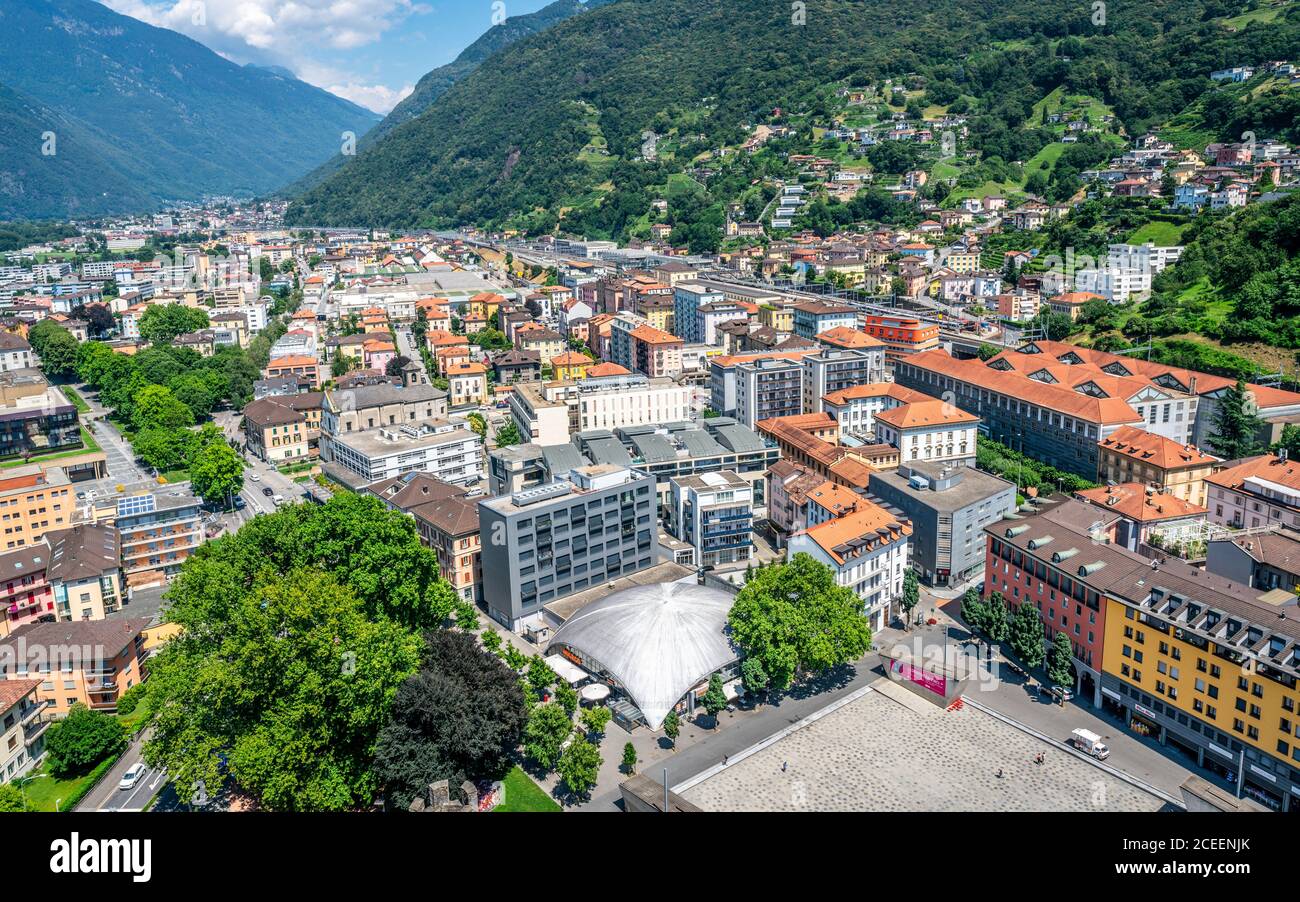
[
  {"xmin": 0, "ymin": 466, "xmax": 74, "ymax": 551},
  {"xmin": 1100, "ymin": 586, "xmax": 1300, "ymax": 811},
  {"xmin": 757, "ymin": 305, "xmax": 794, "ymax": 333},
  {"xmin": 551, "ymin": 351, "xmax": 593, "ymax": 382}
]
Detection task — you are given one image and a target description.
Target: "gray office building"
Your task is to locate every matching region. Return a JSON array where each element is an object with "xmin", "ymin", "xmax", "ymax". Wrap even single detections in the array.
[
  {"xmin": 478, "ymin": 465, "xmax": 658, "ymax": 630},
  {"xmin": 868, "ymin": 461, "xmax": 1016, "ymax": 587}
]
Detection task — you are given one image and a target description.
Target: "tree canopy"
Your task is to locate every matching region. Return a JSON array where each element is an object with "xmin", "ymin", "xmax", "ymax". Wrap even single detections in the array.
[
  {"xmin": 374, "ymin": 630, "xmax": 528, "ymax": 810},
  {"xmin": 727, "ymin": 553, "xmax": 872, "ymax": 691}
]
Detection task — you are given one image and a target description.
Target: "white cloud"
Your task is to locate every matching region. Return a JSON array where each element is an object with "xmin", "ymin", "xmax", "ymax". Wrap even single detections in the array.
[
  {"xmin": 100, "ymin": 0, "xmax": 419, "ymax": 111},
  {"xmin": 326, "ymin": 82, "xmax": 414, "ymax": 113}
]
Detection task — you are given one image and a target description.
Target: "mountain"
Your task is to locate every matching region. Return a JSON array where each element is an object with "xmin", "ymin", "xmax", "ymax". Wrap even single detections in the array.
[
  {"xmin": 0, "ymin": 0, "xmax": 380, "ymax": 220},
  {"xmin": 286, "ymin": 0, "xmax": 1300, "ymax": 234},
  {"xmin": 286, "ymin": 0, "xmax": 614, "ymax": 195}
]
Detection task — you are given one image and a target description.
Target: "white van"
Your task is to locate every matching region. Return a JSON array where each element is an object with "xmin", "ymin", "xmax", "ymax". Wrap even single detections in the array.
[
  {"xmin": 272, "ymin": 494, "xmax": 285, "ymax": 506},
  {"xmin": 1069, "ymin": 728, "xmax": 1110, "ymax": 760}
]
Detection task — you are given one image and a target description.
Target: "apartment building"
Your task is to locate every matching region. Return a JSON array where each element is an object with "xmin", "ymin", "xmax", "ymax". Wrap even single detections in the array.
[
  {"xmin": 0, "ymin": 333, "xmax": 34, "ymax": 372},
  {"xmin": 788, "ymin": 498, "xmax": 911, "ymax": 632},
  {"xmin": 107, "ymin": 489, "xmax": 204, "ymax": 589},
  {"xmin": 0, "ymin": 370, "xmax": 80, "ymax": 458},
  {"xmin": 368, "ymin": 473, "xmax": 483, "ymax": 604},
  {"xmin": 792, "ymin": 302, "xmax": 857, "ymax": 339},
  {"xmin": 320, "ymin": 382, "xmax": 449, "ymax": 461},
  {"xmin": 1206, "ymin": 527, "xmax": 1300, "ymax": 595},
  {"xmin": 330, "ymin": 420, "xmax": 482, "ymax": 486},
  {"xmin": 446, "ymin": 361, "xmax": 489, "ymax": 408},
  {"xmin": 509, "ymin": 374, "xmax": 693, "ymax": 447},
  {"xmin": 0, "ymin": 679, "xmax": 46, "ymax": 783},
  {"xmin": 46, "ymin": 524, "xmax": 123, "ymax": 622},
  {"xmin": 869, "ymin": 461, "xmax": 1015, "ymax": 587},
  {"xmin": 1097, "ymin": 425, "xmax": 1219, "ymax": 507},
  {"xmin": 859, "ymin": 314, "xmax": 940, "ymax": 368},
  {"xmin": 801, "ymin": 347, "xmax": 888, "ymax": 414},
  {"xmin": 242, "ymin": 393, "xmax": 324, "ymax": 463},
  {"xmin": 1205, "ymin": 454, "xmax": 1300, "ymax": 531},
  {"xmin": 668, "ymin": 471, "xmax": 754, "ymax": 568},
  {"xmin": 708, "ymin": 350, "xmax": 817, "ymax": 419},
  {"xmin": 0, "ymin": 618, "xmax": 151, "ymax": 716},
  {"xmin": 478, "ymin": 466, "xmax": 658, "ymax": 630},
  {"xmin": 0, "ymin": 545, "xmax": 53, "ymax": 638},
  {"xmin": 873, "ymin": 400, "xmax": 980, "ymax": 467},
  {"xmin": 822, "ymin": 382, "xmax": 934, "ymax": 438},
  {"xmin": 1074, "ymin": 267, "xmax": 1152, "ymax": 302},
  {"xmin": 673, "ymin": 283, "xmax": 726, "ymax": 343},
  {"xmin": 0, "ymin": 466, "xmax": 73, "ymax": 551},
  {"xmin": 733, "ymin": 358, "xmax": 804, "ymax": 429}
]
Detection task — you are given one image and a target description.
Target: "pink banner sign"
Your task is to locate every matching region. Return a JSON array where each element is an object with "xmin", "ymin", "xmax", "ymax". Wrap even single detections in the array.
[{"xmin": 890, "ymin": 658, "xmax": 947, "ymax": 695}]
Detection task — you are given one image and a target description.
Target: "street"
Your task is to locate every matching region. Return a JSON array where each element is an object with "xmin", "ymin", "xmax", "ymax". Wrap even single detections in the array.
[{"xmin": 75, "ymin": 733, "xmax": 164, "ymax": 812}]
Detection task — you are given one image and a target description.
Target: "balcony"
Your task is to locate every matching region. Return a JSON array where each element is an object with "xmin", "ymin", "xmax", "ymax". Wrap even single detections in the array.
[{"xmin": 23, "ymin": 715, "xmax": 50, "ymax": 745}]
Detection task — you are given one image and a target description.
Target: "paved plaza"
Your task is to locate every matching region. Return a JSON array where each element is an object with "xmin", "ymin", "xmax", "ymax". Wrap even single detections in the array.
[{"xmin": 681, "ymin": 687, "xmax": 1167, "ymax": 812}]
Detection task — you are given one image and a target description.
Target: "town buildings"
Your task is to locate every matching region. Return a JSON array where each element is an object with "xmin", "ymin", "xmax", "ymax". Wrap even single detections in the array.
[
  {"xmin": 869, "ymin": 460, "xmax": 1015, "ymax": 587},
  {"xmin": 330, "ymin": 420, "xmax": 483, "ymax": 486},
  {"xmin": 0, "ymin": 617, "xmax": 152, "ymax": 716},
  {"xmin": 788, "ymin": 497, "xmax": 911, "ymax": 631},
  {"xmin": 478, "ymin": 465, "xmax": 658, "ymax": 630},
  {"xmin": 1205, "ymin": 454, "xmax": 1300, "ymax": 531},
  {"xmin": 0, "ymin": 679, "xmax": 46, "ymax": 783},
  {"xmin": 368, "ymin": 473, "xmax": 483, "ymax": 604},
  {"xmin": 873, "ymin": 400, "xmax": 980, "ymax": 467},
  {"xmin": 668, "ymin": 471, "xmax": 754, "ymax": 569},
  {"xmin": 1097, "ymin": 425, "xmax": 1219, "ymax": 507}
]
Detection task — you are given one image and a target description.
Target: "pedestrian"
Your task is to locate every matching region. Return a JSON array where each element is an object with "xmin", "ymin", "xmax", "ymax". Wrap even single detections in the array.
[
  {"xmin": 782, "ymin": 761, "xmax": 788, "ymax": 773},
  {"xmin": 723, "ymin": 754, "xmax": 728, "ymax": 765},
  {"xmin": 996, "ymin": 768, "xmax": 1003, "ymax": 779}
]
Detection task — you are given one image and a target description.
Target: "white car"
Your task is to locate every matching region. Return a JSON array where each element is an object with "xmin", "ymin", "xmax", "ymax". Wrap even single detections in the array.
[
  {"xmin": 250, "ymin": 473, "xmax": 261, "ymax": 482},
  {"xmin": 119, "ymin": 763, "xmax": 147, "ymax": 791},
  {"xmin": 272, "ymin": 494, "xmax": 285, "ymax": 505}
]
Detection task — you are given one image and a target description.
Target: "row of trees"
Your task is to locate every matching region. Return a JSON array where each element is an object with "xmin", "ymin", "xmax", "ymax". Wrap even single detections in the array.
[{"xmin": 961, "ymin": 589, "xmax": 1074, "ymax": 688}]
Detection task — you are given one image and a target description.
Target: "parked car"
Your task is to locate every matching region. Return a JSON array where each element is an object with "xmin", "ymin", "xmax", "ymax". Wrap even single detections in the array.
[
  {"xmin": 250, "ymin": 473, "xmax": 261, "ymax": 482},
  {"xmin": 233, "ymin": 496, "xmax": 246, "ymax": 510},
  {"xmin": 272, "ymin": 494, "xmax": 285, "ymax": 506},
  {"xmin": 119, "ymin": 763, "xmax": 147, "ymax": 791},
  {"xmin": 262, "ymin": 487, "xmax": 275, "ymax": 497}
]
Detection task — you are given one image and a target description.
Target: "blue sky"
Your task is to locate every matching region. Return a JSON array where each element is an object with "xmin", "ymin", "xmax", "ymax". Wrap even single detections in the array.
[{"xmin": 102, "ymin": 0, "xmax": 555, "ymax": 113}]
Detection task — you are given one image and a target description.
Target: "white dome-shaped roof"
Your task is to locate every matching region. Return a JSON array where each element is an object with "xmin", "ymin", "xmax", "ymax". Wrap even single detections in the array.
[{"xmin": 547, "ymin": 581, "xmax": 736, "ymax": 730}]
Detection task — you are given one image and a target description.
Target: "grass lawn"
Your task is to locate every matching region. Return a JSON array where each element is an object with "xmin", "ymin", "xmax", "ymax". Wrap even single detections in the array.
[
  {"xmin": 1023, "ymin": 141, "xmax": 1066, "ymax": 178},
  {"xmin": 60, "ymin": 384, "xmax": 90, "ymax": 413},
  {"xmin": 1127, "ymin": 220, "xmax": 1190, "ymax": 246},
  {"xmin": 159, "ymin": 469, "xmax": 189, "ymax": 483},
  {"xmin": 1223, "ymin": 3, "xmax": 1287, "ymax": 29},
  {"xmin": 493, "ymin": 765, "xmax": 559, "ymax": 812}
]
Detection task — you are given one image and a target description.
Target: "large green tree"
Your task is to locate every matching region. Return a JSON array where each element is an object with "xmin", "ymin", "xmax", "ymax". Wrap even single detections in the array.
[
  {"xmin": 44, "ymin": 704, "xmax": 127, "ymax": 778},
  {"xmin": 1008, "ymin": 601, "xmax": 1046, "ymax": 669},
  {"xmin": 374, "ymin": 630, "xmax": 528, "ymax": 810},
  {"xmin": 557, "ymin": 736, "xmax": 602, "ymax": 797},
  {"xmin": 523, "ymin": 703, "xmax": 572, "ymax": 771},
  {"xmin": 164, "ymin": 492, "xmax": 468, "ymax": 632},
  {"xmin": 1209, "ymin": 379, "xmax": 1267, "ymax": 461},
  {"xmin": 189, "ymin": 439, "xmax": 245, "ymax": 507},
  {"xmin": 142, "ymin": 569, "xmax": 422, "ymax": 811},
  {"xmin": 28, "ymin": 320, "xmax": 80, "ymax": 379},
  {"xmin": 1047, "ymin": 632, "xmax": 1076, "ymax": 689},
  {"xmin": 138, "ymin": 304, "xmax": 210, "ymax": 344},
  {"xmin": 131, "ymin": 384, "xmax": 194, "ymax": 431},
  {"xmin": 727, "ymin": 552, "xmax": 872, "ymax": 692}
]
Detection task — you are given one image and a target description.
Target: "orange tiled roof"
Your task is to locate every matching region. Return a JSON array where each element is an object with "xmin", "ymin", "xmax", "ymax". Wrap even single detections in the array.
[
  {"xmin": 873, "ymin": 399, "xmax": 980, "ymax": 430},
  {"xmin": 1074, "ymin": 483, "xmax": 1207, "ymax": 522},
  {"xmin": 800, "ymin": 501, "xmax": 911, "ymax": 565},
  {"xmin": 823, "ymin": 383, "xmax": 933, "ymax": 406},
  {"xmin": 1207, "ymin": 454, "xmax": 1300, "ymax": 493},
  {"xmin": 1098, "ymin": 425, "xmax": 1218, "ymax": 470},
  {"xmin": 586, "ymin": 362, "xmax": 630, "ymax": 377},
  {"xmin": 816, "ymin": 326, "xmax": 884, "ymax": 349}
]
